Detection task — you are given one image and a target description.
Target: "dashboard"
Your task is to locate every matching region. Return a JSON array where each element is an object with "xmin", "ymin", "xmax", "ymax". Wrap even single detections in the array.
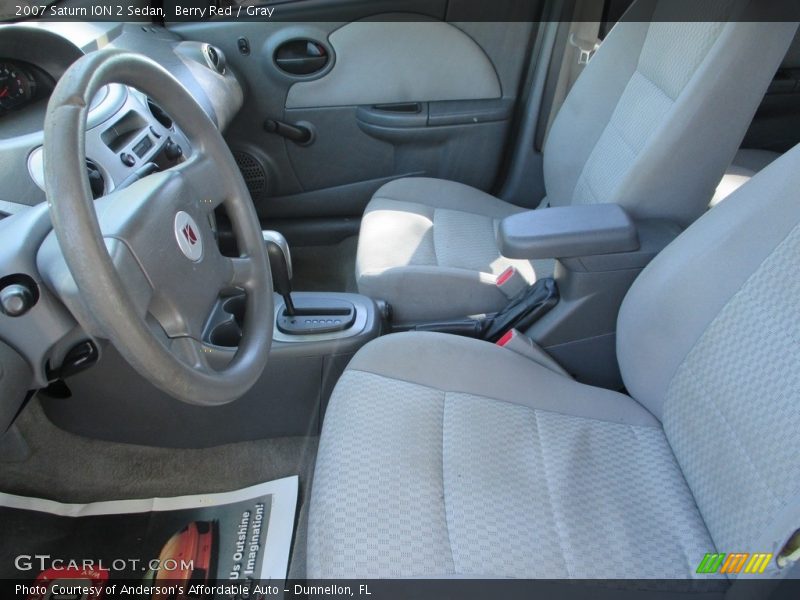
[
  {"xmin": 0, "ymin": 22, "xmax": 243, "ymax": 215},
  {"xmin": 26, "ymin": 83, "xmax": 191, "ymax": 200},
  {"xmin": 0, "ymin": 21, "xmax": 246, "ymax": 399}
]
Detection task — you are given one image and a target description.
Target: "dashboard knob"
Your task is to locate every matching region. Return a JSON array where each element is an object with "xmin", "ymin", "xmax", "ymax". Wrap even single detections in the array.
[
  {"xmin": 0, "ymin": 284, "xmax": 34, "ymax": 317},
  {"xmin": 165, "ymin": 139, "xmax": 183, "ymax": 161}
]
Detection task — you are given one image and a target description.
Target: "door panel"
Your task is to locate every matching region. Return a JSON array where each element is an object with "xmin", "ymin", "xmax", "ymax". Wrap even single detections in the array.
[
  {"xmin": 284, "ymin": 105, "xmax": 395, "ymax": 191},
  {"xmin": 284, "ymin": 21, "xmax": 501, "ymax": 108},
  {"xmin": 168, "ymin": 1, "xmax": 541, "ymax": 235}
]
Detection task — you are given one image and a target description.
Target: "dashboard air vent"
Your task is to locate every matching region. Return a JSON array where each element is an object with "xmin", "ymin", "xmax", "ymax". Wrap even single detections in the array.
[
  {"xmin": 86, "ymin": 160, "xmax": 105, "ymax": 200},
  {"xmin": 147, "ymin": 98, "xmax": 173, "ymax": 130},
  {"xmin": 204, "ymin": 45, "xmax": 226, "ymax": 75}
]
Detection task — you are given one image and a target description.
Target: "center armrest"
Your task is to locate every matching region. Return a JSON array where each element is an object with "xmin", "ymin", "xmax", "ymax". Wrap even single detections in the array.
[{"xmin": 498, "ymin": 204, "xmax": 639, "ymax": 259}]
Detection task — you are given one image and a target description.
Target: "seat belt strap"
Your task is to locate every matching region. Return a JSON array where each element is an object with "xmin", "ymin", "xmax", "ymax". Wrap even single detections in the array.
[{"xmin": 542, "ymin": 0, "xmax": 604, "ymax": 142}]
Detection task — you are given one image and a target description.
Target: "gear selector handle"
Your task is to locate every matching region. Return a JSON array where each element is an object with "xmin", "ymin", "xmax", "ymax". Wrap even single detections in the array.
[{"xmin": 262, "ymin": 230, "xmax": 295, "ymax": 316}]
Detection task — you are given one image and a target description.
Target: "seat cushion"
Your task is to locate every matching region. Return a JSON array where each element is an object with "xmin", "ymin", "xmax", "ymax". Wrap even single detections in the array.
[
  {"xmin": 710, "ymin": 149, "xmax": 780, "ymax": 207},
  {"xmin": 356, "ymin": 178, "xmax": 553, "ymax": 323},
  {"xmin": 308, "ymin": 332, "xmax": 722, "ymax": 580}
]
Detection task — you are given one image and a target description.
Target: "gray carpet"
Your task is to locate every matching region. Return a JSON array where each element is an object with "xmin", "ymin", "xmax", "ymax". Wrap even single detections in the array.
[
  {"xmin": 0, "ymin": 397, "xmax": 318, "ymax": 576},
  {"xmin": 291, "ymin": 236, "xmax": 358, "ymax": 293}
]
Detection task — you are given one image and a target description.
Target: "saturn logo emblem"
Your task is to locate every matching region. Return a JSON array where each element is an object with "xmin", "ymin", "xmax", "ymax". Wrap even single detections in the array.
[
  {"xmin": 182, "ymin": 224, "xmax": 198, "ymax": 245},
  {"xmin": 174, "ymin": 211, "xmax": 203, "ymax": 262}
]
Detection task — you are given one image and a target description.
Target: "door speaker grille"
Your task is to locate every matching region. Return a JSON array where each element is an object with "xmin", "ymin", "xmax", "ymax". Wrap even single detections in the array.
[{"xmin": 232, "ymin": 150, "xmax": 267, "ymax": 198}]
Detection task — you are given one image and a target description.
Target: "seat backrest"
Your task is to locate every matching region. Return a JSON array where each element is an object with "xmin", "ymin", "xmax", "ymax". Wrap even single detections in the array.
[
  {"xmin": 617, "ymin": 144, "xmax": 800, "ymax": 573},
  {"xmin": 543, "ymin": 0, "xmax": 798, "ymax": 226}
]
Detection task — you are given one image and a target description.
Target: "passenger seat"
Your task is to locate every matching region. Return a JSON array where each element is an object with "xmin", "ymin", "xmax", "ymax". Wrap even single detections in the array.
[
  {"xmin": 355, "ymin": 6, "xmax": 798, "ymax": 324},
  {"xmin": 712, "ymin": 149, "xmax": 780, "ymax": 206}
]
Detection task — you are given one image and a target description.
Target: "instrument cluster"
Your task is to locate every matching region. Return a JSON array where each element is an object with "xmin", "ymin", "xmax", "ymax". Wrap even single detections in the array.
[{"xmin": 0, "ymin": 59, "xmax": 52, "ymax": 116}]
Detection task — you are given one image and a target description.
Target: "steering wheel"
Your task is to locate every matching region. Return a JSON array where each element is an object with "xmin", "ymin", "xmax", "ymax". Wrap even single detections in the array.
[{"xmin": 43, "ymin": 49, "xmax": 273, "ymax": 406}]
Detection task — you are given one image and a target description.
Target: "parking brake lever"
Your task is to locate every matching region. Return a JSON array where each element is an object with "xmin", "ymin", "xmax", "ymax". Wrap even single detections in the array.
[{"xmin": 262, "ymin": 230, "xmax": 295, "ymax": 316}]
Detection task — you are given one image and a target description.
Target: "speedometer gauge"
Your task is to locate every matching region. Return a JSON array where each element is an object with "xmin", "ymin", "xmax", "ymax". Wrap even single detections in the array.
[{"xmin": 0, "ymin": 62, "xmax": 36, "ymax": 112}]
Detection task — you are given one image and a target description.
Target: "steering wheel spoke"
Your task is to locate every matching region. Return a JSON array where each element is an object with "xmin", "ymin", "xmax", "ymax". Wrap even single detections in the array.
[
  {"xmin": 173, "ymin": 152, "xmax": 228, "ymax": 214},
  {"xmin": 227, "ymin": 256, "xmax": 257, "ymax": 289},
  {"xmin": 169, "ymin": 336, "xmax": 215, "ymax": 373}
]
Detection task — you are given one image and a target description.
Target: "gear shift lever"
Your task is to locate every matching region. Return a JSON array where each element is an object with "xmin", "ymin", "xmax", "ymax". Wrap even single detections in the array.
[
  {"xmin": 262, "ymin": 231, "xmax": 295, "ymax": 316},
  {"xmin": 261, "ymin": 230, "xmax": 358, "ymax": 336}
]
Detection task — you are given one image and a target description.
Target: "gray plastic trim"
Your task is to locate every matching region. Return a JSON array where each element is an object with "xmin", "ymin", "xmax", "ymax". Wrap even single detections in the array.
[
  {"xmin": 40, "ymin": 292, "xmax": 381, "ymax": 447},
  {"xmin": 496, "ymin": 18, "xmax": 560, "ymax": 209},
  {"xmin": 0, "ymin": 200, "xmax": 30, "ymax": 216},
  {"xmin": 27, "ymin": 86, "xmax": 188, "ymax": 196},
  {"xmin": 272, "ymin": 292, "xmax": 372, "ymax": 344},
  {"xmin": 0, "ymin": 205, "xmax": 79, "ymax": 387},
  {"xmin": 85, "ymin": 84, "xmax": 129, "ymax": 129},
  {"xmin": 0, "ymin": 340, "xmax": 32, "ymax": 435}
]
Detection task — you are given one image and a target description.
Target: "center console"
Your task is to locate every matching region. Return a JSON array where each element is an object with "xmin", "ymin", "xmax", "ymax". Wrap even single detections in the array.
[
  {"xmin": 204, "ymin": 289, "xmax": 381, "ymax": 376},
  {"xmin": 40, "ymin": 232, "xmax": 382, "ymax": 448},
  {"xmin": 497, "ymin": 204, "xmax": 681, "ymax": 389},
  {"xmin": 204, "ymin": 231, "xmax": 381, "ymax": 354}
]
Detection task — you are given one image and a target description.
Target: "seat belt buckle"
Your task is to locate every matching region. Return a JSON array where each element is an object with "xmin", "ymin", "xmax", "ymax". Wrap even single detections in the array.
[
  {"xmin": 496, "ymin": 328, "xmax": 571, "ymax": 377},
  {"xmin": 569, "ymin": 33, "xmax": 600, "ymax": 65},
  {"xmin": 496, "ymin": 329, "xmax": 538, "ymax": 358},
  {"xmin": 495, "ymin": 266, "xmax": 528, "ymax": 299},
  {"xmin": 777, "ymin": 529, "xmax": 800, "ymax": 569},
  {"xmin": 496, "ymin": 329, "xmax": 516, "ymax": 348},
  {"xmin": 496, "ymin": 328, "xmax": 535, "ymax": 354}
]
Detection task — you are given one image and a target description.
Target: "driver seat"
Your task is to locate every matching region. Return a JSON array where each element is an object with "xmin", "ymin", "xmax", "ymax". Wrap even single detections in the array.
[{"xmin": 307, "ymin": 145, "xmax": 800, "ymax": 579}]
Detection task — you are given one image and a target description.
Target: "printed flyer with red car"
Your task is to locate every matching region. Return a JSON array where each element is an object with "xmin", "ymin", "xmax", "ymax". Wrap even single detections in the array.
[{"xmin": 1, "ymin": 477, "xmax": 297, "ymax": 600}]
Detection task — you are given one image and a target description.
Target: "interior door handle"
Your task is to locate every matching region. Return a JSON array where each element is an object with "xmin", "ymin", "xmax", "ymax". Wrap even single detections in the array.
[{"xmin": 274, "ymin": 40, "xmax": 329, "ymax": 76}]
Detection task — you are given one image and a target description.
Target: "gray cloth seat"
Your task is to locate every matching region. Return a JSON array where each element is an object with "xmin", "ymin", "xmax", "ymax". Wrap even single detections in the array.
[
  {"xmin": 309, "ymin": 144, "xmax": 800, "ymax": 579},
  {"xmin": 356, "ymin": 177, "xmax": 552, "ymax": 323},
  {"xmin": 355, "ymin": 5, "xmax": 797, "ymax": 324},
  {"xmin": 308, "ymin": 334, "xmax": 719, "ymax": 579},
  {"xmin": 712, "ymin": 149, "xmax": 781, "ymax": 206}
]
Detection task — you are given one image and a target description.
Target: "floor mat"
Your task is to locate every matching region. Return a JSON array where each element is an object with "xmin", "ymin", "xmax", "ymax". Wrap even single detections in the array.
[
  {"xmin": 0, "ymin": 399, "xmax": 317, "ymax": 504},
  {"xmin": 0, "ymin": 398, "xmax": 318, "ymax": 578},
  {"xmin": 291, "ymin": 236, "xmax": 358, "ymax": 293},
  {"xmin": 0, "ymin": 477, "xmax": 298, "ymax": 586}
]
